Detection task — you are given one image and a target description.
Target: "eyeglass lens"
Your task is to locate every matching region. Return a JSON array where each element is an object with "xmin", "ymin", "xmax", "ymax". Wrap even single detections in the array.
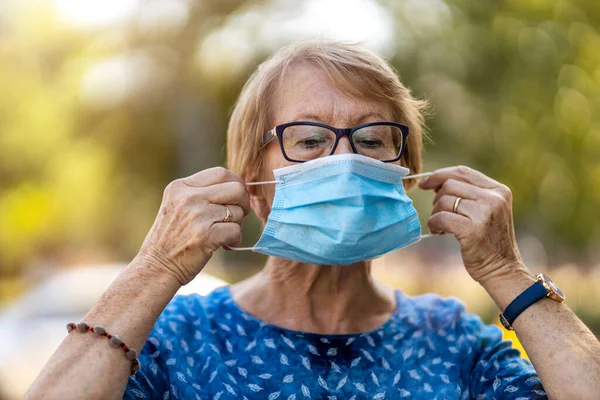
[{"xmin": 281, "ymin": 124, "xmax": 404, "ymax": 161}]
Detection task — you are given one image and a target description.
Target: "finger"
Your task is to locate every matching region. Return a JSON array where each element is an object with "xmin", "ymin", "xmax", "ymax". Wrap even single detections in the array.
[
  {"xmin": 432, "ymin": 178, "xmax": 488, "ymax": 205},
  {"xmin": 205, "ymin": 204, "xmax": 244, "ymax": 225},
  {"xmin": 201, "ymin": 182, "xmax": 251, "ymax": 216},
  {"xmin": 432, "ymin": 195, "xmax": 478, "ymax": 218},
  {"xmin": 419, "ymin": 166, "xmax": 499, "ymax": 191},
  {"xmin": 209, "ymin": 223, "xmax": 242, "ymax": 248},
  {"xmin": 181, "ymin": 167, "xmax": 244, "ymax": 188},
  {"xmin": 427, "ymin": 211, "xmax": 471, "ymax": 236}
]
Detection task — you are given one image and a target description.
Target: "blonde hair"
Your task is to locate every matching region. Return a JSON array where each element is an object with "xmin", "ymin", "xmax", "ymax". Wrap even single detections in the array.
[{"xmin": 227, "ymin": 40, "xmax": 428, "ymax": 190}]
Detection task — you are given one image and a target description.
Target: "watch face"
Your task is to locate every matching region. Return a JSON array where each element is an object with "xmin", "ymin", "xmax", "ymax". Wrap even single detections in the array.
[{"xmin": 541, "ymin": 274, "xmax": 565, "ymax": 299}]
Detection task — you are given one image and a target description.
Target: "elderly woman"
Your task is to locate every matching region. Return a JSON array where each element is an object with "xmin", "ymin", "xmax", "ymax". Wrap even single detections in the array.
[{"xmin": 28, "ymin": 41, "xmax": 600, "ymax": 399}]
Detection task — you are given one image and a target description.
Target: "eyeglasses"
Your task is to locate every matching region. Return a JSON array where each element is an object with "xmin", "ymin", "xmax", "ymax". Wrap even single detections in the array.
[{"xmin": 262, "ymin": 121, "xmax": 409, "ymax": 163}]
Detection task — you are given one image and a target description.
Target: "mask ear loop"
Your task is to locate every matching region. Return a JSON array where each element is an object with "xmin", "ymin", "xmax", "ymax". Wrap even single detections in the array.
[{"xmin": 226, "ymin": 171, "xmax": 437, "ymax": 250}]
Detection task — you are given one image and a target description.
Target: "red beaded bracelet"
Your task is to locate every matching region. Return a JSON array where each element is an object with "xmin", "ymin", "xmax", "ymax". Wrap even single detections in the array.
[{"xmin": 67, "ymin": 322, "xmax": 140, "ymax": 375}]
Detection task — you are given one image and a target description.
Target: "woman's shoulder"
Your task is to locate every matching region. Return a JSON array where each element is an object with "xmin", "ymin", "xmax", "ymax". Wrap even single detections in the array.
[
  {"xmin": 151, "ymin": 286, "xmax": 234, "ymax": 335},
  {"xmin": 394, "ymin": 290, "xmax": 486, "ymax": 334}
]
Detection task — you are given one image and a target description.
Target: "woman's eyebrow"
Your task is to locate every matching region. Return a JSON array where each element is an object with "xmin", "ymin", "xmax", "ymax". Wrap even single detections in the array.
[
  {"xmin": 356, "ymin": 112, "xmax": 388, "ymax": 124},
  {"xmin": 292, "ymin": 112, "xmax": 389, "ymax": 125},
  {"xmin": 293, "ymin": 114, "xmax": 323, "ymax": 122}
]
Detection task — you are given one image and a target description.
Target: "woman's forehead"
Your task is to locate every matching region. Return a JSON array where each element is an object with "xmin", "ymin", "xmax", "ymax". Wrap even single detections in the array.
[{"xmin": 273, "ymin": 64, "xmax": 394, "ymax": 126}]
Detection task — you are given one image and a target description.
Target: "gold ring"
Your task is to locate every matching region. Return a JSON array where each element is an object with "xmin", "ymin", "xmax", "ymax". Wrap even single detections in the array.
[
  {"xmin": 453, "ymin": 197, "xmax": 462, "ymax": 214},
  {"xmin": 222, "ymin": 205, "xmax": 233, "ymax": 223}
]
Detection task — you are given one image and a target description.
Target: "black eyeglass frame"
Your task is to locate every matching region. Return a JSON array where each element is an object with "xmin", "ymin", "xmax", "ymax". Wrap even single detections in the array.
[{"xmin": 262, "ymin": 121, "xmax": 410, "ymax": 163}]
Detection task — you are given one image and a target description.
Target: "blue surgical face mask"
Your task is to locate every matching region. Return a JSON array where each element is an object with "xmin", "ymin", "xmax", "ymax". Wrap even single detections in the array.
[{"xmin": 230, "ymin": 153, "xmax": 432, "ymax": 265}]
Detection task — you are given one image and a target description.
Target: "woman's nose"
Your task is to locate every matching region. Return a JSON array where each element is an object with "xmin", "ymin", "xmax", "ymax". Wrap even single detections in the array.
[{"xmin": 333, "ymin": 137, "xmax": 354, "ymax": 155}]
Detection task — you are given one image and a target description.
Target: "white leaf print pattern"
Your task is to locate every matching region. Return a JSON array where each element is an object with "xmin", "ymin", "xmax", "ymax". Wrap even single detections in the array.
[
  {"xmin": 245, "ymin": 340, "xmax": 256, "ymax": 351},
  {"xmin": 283, "ymin": 374, "xmax": 294, "ymax": 383},
  {"xmin": 366, "ymin": 336, "xmax": 375, "ymax": 347},
  {"xmin": 202, "ymin": 357, "xmax": 211, "ymax": 373},
  {"xmin": 346, "ymin": 337, "xmax": 355, "ymax": 346},
  {"xmin": 252, "ymin": 355, "xmax": 264, "ymax": 364},
  {"xmin": 223, "ymin": 383, "xmax": 236, "ymax": 395},
  {"xmin": 361, "ymin": 349, "xmax": 375, "ymax": 362},
  {"xmin": 282, "ymin": 335, "xmax": 295, "ymax": 349},
  {"xmin": 381, "ymin": 357, "xmax": 391, "ymax": 370},
  {"xmin": 130, "ymin": 389, "xmax": 146, "ymax": 398},
  {"xmin": 505, "ymin": 385, "xmax": 519, "ymax": 393},
  {"xmin": 398, "ymin": 389, "xmax": 411, "ymax": 397},
  {"xmin": 402, "ymin": 348, "xmax": 412, "ymax": 361},
  {"xmin": 280, "ymin": 353, "xmax": 289, "ymax": 365},
  {"xmin": 384, "ymin": 344, "xmax": 396, "ymax": 353},
  {"xmin": 176, "ymin": 372, "xmax": 186, "ymax": 382},
  {"xmin": 318, "ymin": 376, "xmax": 328, "ymax": 390},
  {"xmin": 330, "ymin": 361, "xmax": 341, "ymax": 373},
  {"xmin": 268, "ymin": 392, "xmax": 281, "ymax": 400},
  {"xmin": 264, "ymin": 339, "xmax": 276, "ymax": 349},
  {"xmin": 373, "ymin": 393, "xmax": 385, "ymax": 400},
  {"xmin": 238, "ymin": 367, "xmax": 247, "ymax": 378},
  {"xmin": 443, "ymin": 361, "xmax": 455, "ymax": 369},
  {"xmin": 409, "ymin": 370, "xmax": 421, "ymax": 380},
  {"xmin": 493, "ymin": 377, "xmax": 501, "ymax": 391},
  {"xmin": 354, "ymin": 383, "xmax": 367, "ymax": 393},
  {"xmin": 308, "ymin": 344, "xmax": 319, "ymax": 355},
  {"xmin": 393, "ymin": 371, "xmax": 401, "ymax": 385},
  {"xmin": 225, "ymin": 340, "xmax": 233, "ymax": 353},
  {"xmin": 287, "ymin": 394, "xmax": 296, "ymax": 400},
  {"xmin": 213, "ymin": 391, "xmax": 223, "ymax": 400},
  {"xmin": 227, "ymin": 373, "xmax": 237, "ymax": 384},
  {"xmin": 259, "ymin": 374, "xmax": 272, "ymax": 379},
  {"xmin": 236, "ymin": 324, "xmax": 246, "ymax": 336},
  {"xmin": 327, "ymin": 348, "xmax": 337, "ymax": 356},
  {"xmin": 209, "ymin": 370, "xmax": 217, "ymax": 383},
  {"xmin": 301, "ymin": 384, "xmax": 311, "ymax": 397},
  {"xmin": 336, "ymin": 375, "xmax": 348, "ymax": 390},
  {"xmin": 421, "ymin": 365, "xmax": 435, "ymax": 377},
  {"xmin": 351, "ymin": 357, "xmax": 361, "ymax": 367},
  {"xmin": 301, "ymin": 355, "xmax": 311, "ymax": 370},
  {"xmin": 179, "ymin": 339, "xmax": 188, "ymax": 352},
  {"xmin": 150, "ymin": 362, "xmax": 158, "ymax": 375},
  {"xmin": 248, "ymin": 384, "xmax": 263, "ymax": 392},
  {"xmin": 371, "ymin": 371, "xmax": 380, "ymax": 387}
]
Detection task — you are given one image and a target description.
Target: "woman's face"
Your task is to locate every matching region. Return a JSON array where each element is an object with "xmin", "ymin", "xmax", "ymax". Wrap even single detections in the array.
[{"xmin": 255, "ymin": 64, "xmax": 395, "ymax": 214}]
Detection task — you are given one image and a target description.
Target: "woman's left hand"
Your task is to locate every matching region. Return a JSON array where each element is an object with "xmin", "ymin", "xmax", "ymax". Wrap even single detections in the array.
[{"xmin": 419, "ymin": 165, "xmax": 525, "ymax": 283}]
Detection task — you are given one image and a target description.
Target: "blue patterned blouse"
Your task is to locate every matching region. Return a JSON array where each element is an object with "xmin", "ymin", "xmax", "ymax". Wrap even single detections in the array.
[{"xmin": 124, "ymin": 287, "xmax": 547, "ymax": 399}]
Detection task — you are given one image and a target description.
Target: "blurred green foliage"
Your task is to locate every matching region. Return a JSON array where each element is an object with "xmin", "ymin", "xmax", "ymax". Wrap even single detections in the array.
[{"xmin": 0, "ymin": 0, "xmax": 599, "ymax": 279}]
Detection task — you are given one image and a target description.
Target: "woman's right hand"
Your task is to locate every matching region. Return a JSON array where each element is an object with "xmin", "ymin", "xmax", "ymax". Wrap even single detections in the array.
[{"xmin": 136, "ymin": 167, "xmax": 250, "ymax": 286}]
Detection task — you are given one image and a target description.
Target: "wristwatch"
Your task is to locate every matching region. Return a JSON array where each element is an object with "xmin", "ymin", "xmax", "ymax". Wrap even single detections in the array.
[{"xmin": 499, "ymin": 273, "xmax": 565, "ymax": 330}]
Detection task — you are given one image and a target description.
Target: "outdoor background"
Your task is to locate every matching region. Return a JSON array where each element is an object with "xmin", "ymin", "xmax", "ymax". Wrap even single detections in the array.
[{"xmin": 1, "ymin": 0, "xmax": 600, "ymax": 398}]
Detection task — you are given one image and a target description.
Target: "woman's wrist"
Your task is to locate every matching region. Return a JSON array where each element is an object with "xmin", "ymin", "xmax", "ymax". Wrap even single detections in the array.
[
  {"xmin": 478, "ymin": 263, "xmax": 537, "ymax": 312},
  {"xmin": 131, "ymin": 250, "xmax": 190, "ymax": 288}
]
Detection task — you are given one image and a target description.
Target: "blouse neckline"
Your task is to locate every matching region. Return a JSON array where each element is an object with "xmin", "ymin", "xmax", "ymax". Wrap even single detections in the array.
[{"xmin": 220, "ymin": 285, "xmax": 408, "ymax": 340}]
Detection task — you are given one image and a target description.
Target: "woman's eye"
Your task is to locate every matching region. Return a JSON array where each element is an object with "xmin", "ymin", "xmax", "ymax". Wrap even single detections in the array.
[
  {"xmin": 296, "ymin": 136, "xmax": 327, "ymax": 148},
  {"xmin": 356, "ymin": 137, "xmax": 384, "ymax": 148}
]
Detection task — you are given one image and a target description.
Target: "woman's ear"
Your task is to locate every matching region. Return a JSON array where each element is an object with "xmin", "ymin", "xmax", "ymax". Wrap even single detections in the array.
[{"xmin": 249, "ymin": 186, "xmax": 270, "ymax": 222}]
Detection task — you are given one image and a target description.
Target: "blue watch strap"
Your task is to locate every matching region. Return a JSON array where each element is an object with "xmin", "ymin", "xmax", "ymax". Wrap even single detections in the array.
[{"xmin": 500, "ymin": 280, "xmax": 548, "ymax": 330}]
